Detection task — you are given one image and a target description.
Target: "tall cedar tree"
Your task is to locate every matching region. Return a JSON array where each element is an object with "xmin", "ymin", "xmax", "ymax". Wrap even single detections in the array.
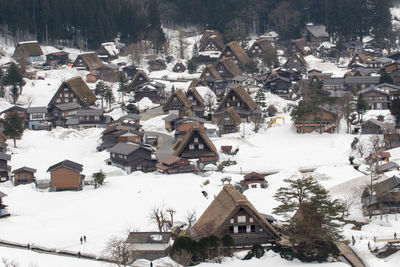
[
  {"xmin": 118, "ymin": 74, "xmax": 128, "ymax": 104},
  {"xmin": 104, "ymin": 88, "xmax": 115, "ymax": 111},
  {"xmin": 379, "ymin": 70, "xmax": 394, "ymax": 84},
  {"xmin": 4, "ymin": 111, "xmax": 24, "ymax": 148},
  {"xmin": 254, "ymin": 89, "xmax": 266, "ymax": 107},
  {"xmin": 356, "ymin": 94, "xmax": 368, "ymax": 122},
  {"xmin": 391, "ymin": 92, "xmax": 400, "ymax": 127},
  {"xmin": 94, "ymin": 81, "xmax": 109, "ymax": 109},
  {"xmin": 2, "ymin": 63, "xmax": 25, "ymax": 103},
  {"xmin": 273, "ymin": 176, "xmax": 346, "ymax": 262}
]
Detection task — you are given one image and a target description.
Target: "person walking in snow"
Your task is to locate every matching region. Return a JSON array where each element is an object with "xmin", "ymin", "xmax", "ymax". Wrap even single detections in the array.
[
  {"xmin": 80, "ymin": 236, "xmax": 83, "ymax": 244},
  {"xmin": 83, "ymin": 235, "xmax": 87, "ymax": 243},
  {"xmin": 395, "ymin": 232, "xmax": 397, "ymax": 240},
  {"xmin": 77, "ymin": 251, "xmax": 81, "ymax": 258},
  {"xmin": 150, "ymin": 262, "xmax": 153, "ymax": 267}
]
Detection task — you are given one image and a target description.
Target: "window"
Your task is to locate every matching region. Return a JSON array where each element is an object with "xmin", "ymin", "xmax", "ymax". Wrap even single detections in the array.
[
  {"xmin": 251, "ymin": 225, "xmax": 256, "ymax": 232},
  {"xmin": 56, "ymin": 98, "xmax": 61, "ymax": 103},
  {"xmin": 94, "ymin": 116, "xmax": 100, "ymax": 121},
  {"xmin": 229, "ymin": 226, "xmax": 234, "ymax": 233},
  {"xmin": 249, "ymin": 217, "xmax": 253, "ymax": 223},
  {"xmin": 227, "ymin": 103, "xmax": 230, "ymax": 107},
  {"xmin": 232, "ymin": 96, "xmax": 236, "ymax": 100},
  {"xmin": 64, "ymin": 93, "xmax": 69, "ymax": 97},
  {"xmin": 64, "ymin": 88, "xmax": 68, "ymax": 92},
  {"xmin": 139, "ymin": 77, "xmax": 143, "ymax": 80},
  {"xmin": 238, "ymin": 225, "xmax": 246, "ymax": 233},
  {"xmin": 199, "ymin": 144, "xmax": 204, "ymax": 150},
  {"xmin": 189, "ymin": 144, "xmax": 195, "ymax": 150},
  {"xmin": 227, "ymin": 51, "xmax": 231, "ymax": 55},
  {"xmin": 73, "ymin": 98, "xmax": 77, "ymax": 103},
  {"xmin": 230, "ymin": 219, "xmax": 234, "ymax": 224},
  {"xmin": 206, "ymin": 72, "xmax": 210, "ymax": 76},
  {"xmin": 194, "ymin": 137, "xmax": 199, "ymax": 142},
  {"xmin": 136, "ymin": 165, "xmax": 142, "ymax": 170},
  {"xmin": 65, "ymin": 98, "xmax": 69, "ymax": 103},
  {"xmin": 237, "ymin": 102, "xmax": 240, "ymax": 107},
  {"xmin": 237, "ymin": 216, "xmax": 246, "ymax": 223}
]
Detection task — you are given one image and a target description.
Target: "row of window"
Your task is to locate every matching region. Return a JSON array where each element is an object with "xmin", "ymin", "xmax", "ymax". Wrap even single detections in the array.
[
  {"xmin": 226, "ymin": 102, "xmax": 241, "ymax": 107},
  {"xmin": 229, "ymin": 225, "xmax": 256, "ymax": 234},
  {"xmin": 112, "ymin": 153, "xmax": 127, "ymax": 160},
  {"xmin": 189, "ymin": 143, "xmax": 204, "ymax": 150},
  {"xmin": 231, "ymin": 215, "xmax": 253, "ymax": 224},
  {"xmin": 56, "ymin": 98, "xmax": 78, "ymax": 103}
]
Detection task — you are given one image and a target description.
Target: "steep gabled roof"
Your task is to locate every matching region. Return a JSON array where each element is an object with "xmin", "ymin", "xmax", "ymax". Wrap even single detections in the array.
[
  {"xmin": 49, "ymin": 77, "xmax": 97, "ymax": 107},
  {"xmin": 373, "ymin": 176, "xmax": 400, "ymax": 195},
  {"xmin": 0, "ymin": 190, "xmax": 7, "ymax": 198},
  {"xmin": 216, "ymin": 58, "xmax": 243, "ymax": 77},
  {"xmin": 130, "ymin": 70, "xmax": 151, "ymax": 86},
  {"xmin": 251, "ymin": 39, "xmax": 274, "ymax": 52},
  {"xmin": 187, "ymin": 87, "xmax": 205, "ymax": 106},
  {"xmin": 14, "ymin": 41, "xmax": 43, "ymax": 57},
  {"xmin": 126, "ymin": 232, "xmax": 172, "ymax": 244},
  {"xmin": 201, "ymin": 64, "xmax": 223, "ymax": 80},
  {"xmin": 174, "ymin": 122, "xmax": 218, "ymax": 158},
  {"xmin": 305, "ymin": 24, "xmax": 329, "ymax": 39},
  {"xmin": 216, "ymin": 84, "xmax": 259, "ymax": 112},
  {"xmin": 220, "ymin": 107, "xmax": 242, "ymax": 126},
  {"xmin": 75, "ymin": 52, "xmax": 104, "ymax": 70},
  {"xmin": 221, "ymin": 41, "xmax": 251, "ymax": 65},
  {"xmin": 47, "ymin": 160, "xmax": 83, "ymax": 173},
  {"xmin": 189, "ymin": 184, "xmax": 279, "ymax": 240},
  {"xmin": 163, "ymin": 89, "xmax": 191, "ymax": 110}
]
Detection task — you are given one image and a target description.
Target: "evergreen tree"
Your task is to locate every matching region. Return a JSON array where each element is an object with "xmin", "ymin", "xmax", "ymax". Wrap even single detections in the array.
[
  {"xmin": 261, "ymin": 49, "xmax": 279, "ymax": 71},
  {"xmin": 118, "ymin": 73, "xmax": 128, "ymax": 104},
  {"xmin": 92, "ymin": 170, "xmax": 106, "ymax": 188},
  {"xmin": 187, "ymin": 59, "xmax": 197, "ymax": 74},
  {"xmin": 192, "ymin": 43, "xmax": 199, "ymax": 59},
  {"xmin": 390, "ymin": 93, "xmax": 400, "ymax": 127},
  {"xmin": 3, "ymin": 111, "xmax": 24, "ymax": 148},
  {"xmin": 104, "ymin": 88, "xmax": 115, "ymax": 111},
  {"xmin": 126, "ymin": 103, "xmax": 140, "ymax": 114},
  {"xmin": 243, "ymin": 60, "xmax": 259, "ymax": 74},
  {"xmin": 273, "ymin": 176, "xmax": 346, "ymax": 262},
  {"xmin": 0, "ymin": 68, "xmax": 4, "ymax": 98},
  {"xmin": 254, "ymin": 89, "xmax": 266, "ymax": 107},
  {"xmin": 94, "ymin": 81, "xmax": 109, "ymax": 109},
  {"xmin": 379, "ymin": 70, "xmax": 394, "ymax": 84},
  {"xmin": 171, "ymin": 85, "xmax": 175, "ymax": 92},
  {"xmin": 3, "ymin": 63, "xmax": 25, "ymax": 103},
  {"xmin": 356, "ymin": 94, "xmax": 368, "ymax": 122}
]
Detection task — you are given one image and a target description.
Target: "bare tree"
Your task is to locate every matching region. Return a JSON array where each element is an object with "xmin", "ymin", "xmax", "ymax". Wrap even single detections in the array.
[
  {"xmin": 105, "ymin": 237, "xmax": 135, "ymax": 267},
  {"xmin": 171, "ymin": 250, "xmax": 193, "ymax": 266},
  {"xmin": 166, "ymin": 208, "xmax": 176, "ymax": 227},
  {"xmin": 186, "ymin": 210, "xmax": 197, "ymax": 228},
  {"xmin": 178, "ymin": 27, "xmax": 188, "ymax": 59},
  {"xmin": 204, "ymin": 92, "xmax": 215, "ymax": 113},
  {"xmin": 253, "ymin": 114, "xmax": 265, "ymax": 133},
  {"xmin": 124, "ymin": 43, "xmax": 143, "ymax": 66},
  {"xmin": 150, "ymin": 207, "xmax": 168, "ymax": 232},
  {"xmin": 2, "ymin": 258, "xmax": 19, "ymax": 267},
  {"xmin": 338, "ymin": 92, "xmax": 355, "ymax": 134}
]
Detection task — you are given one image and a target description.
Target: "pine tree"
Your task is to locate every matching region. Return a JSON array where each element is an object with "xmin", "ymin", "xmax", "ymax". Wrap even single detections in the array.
[
  {"xmin": 192, "ymin": 43, "xmax": 199, "ymax": 59},
  {"xmin": 171, "ymin": 85, "xmax": 175, "ymax": 93},
  {"xmin": 92, "ymin": 170, "xmax": 106, "ymax": 189},
  {"xmin": 118, "ymin": 73, "xmax": 128, "ymax": 104},
  {"xmin": 273, "ymin": 176, "xmax": 346, "ymax": 262},
  {"xmin": 254, "ymin": 89, "xmax": 266, "ymax": 107},
  {"xmin": 3, "ymin": 63, "xmax": 25, "ymax": 103},
  {"xmin": 3, "ymin": 111, "xmax": 24, "ymax": 148},
  {"xmin": 94, "ymin": 81, "xmax": 109, "ymax": 109},
  {"xmin": 104, "ymin": 88, "xmax": 115, "ymax": 111},
  {"xmin": 379, "ymin": 70, "xmax": 394, "ymax": 85},
  {"xmin": 187, "ymin": 60, "xmax": 197, "ymax": 74},
  {"xmin": 390, "ymin": 93, "xmax": 400, "ymax": 127},
  {"xmin": 126, "ymin": 103, "xmax": 139, "ymax": 114},
  {"xmin": 356, "ymin": 94, "xmax": 368, "ymax": 122}
]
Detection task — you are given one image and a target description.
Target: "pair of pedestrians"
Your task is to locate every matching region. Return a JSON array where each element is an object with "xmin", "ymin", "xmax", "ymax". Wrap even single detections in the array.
[{"xmin": 80, "ymin": 235, "xmax": 87, "ymax": 244}]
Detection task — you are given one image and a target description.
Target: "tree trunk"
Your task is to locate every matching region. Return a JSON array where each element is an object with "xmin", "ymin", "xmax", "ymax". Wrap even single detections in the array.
[{"xmin": 13, "ymin": 137, "xmax": 17, "ymax": 148}]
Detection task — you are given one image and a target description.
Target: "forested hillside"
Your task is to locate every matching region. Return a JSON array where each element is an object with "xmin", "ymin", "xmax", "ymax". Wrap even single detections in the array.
[{"xmin": 0, "ymin": 0, "xmax": 164, "ymax": 49}]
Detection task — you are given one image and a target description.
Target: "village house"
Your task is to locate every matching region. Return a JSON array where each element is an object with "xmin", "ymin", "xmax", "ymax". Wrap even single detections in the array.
[
  {"xmin": 156, "ymin": 155, "xmax": 198, "ymax": 174},
  {"xmin": 127, "ymin": 70, "xmax": 151, "ymax": 92},
  {"xmin": 12, "ymin": 167, "xmax": 36, "ymax": 186},
  {"xmin": 126, "ymin": 232, "xmax": 173, "ymax": 261},
  {"xmin": 172, "ymin": 61, "xmax": 186, "ymax": 73},
  {"xmin": 384, "ymin": 129, "xmax": 400, "ymax": 149},
  {"xmin": 163, "ymin": 89, "xmax": 192, "ymax": 117},
  {"xmin": 107, "ymin": 142, "xmax": 157, "ymax": 173},
  {"xmin": 375, "ymin": 83, "xmax": 400, "ymax": 99},
  {"xmin": 199, "ymin": 64, "xmax": 226, "ymax": 94},
  {"xmin": 66, "ymin": 108, "xmax": 112, "ymax": 129},
  {"xmin": 0, "ymin": 152, "xmax": 11, "ymax": 183},
  {"xmin": 383, "ymin": 61, "xmax": 400, "ymax": 75},
  {"xmin": 240, "ymin": 172, "xmax": 268, "ymax": 190},
  {"xmin": 174, "ymin": 117, "xmax": 206, "ymax": 142},
  {"xmin": 390, "ymin": 68, "xmax": 400, "ymax": 86},
  {"xmin": 359, "ymin": 87, "xmax": 391, "ymax": 110},
  {"xmin": 289, "ymin": 39, "xmax": 311, "ymax": 56},
  {"xmin": 0, "ymin": 190, "xmax": 9, "ymax": 218},
  {"xmin": 97, "ymin": 42, "xmax": 119, "ymax": 62},
  {"xmin": 283, "ymin": 53, "xmax": 307, "ymax": 73},
  {"xmin": 216, "ymin": 107, "xmax": 242, "ymax": 135},
  {"xmin": 219, "ymin": 41, "xmax": 251, "ymax": 69},
  {"xmin": 123, "ymin": 65, "xmax": 139, "ymax": 79},
  {"xmin": 365, "ymin": 152, "xmax": 391, "ymax": 165},
  {"xmin": 97, "ymin": 64, "xmax": 120, "ymax": 82},
  {"xmin": 377, "ymin": 162, "xmax": 399, "ymax": 173},
  {"xmin": 48, "ymin": 103, "xmax": 82, "ymax": 127},
  {"xmin": 322, "ymin": 78, "xmax": 346, "ymax": 97},
  {"xmin": 134, "ymin": 81, "xmax": 167, "ymax": 104},
  {"xmin": 362, "ymin": 175, "xmax": 400, "ymax": 215},
  {"xmin": 231, "ymin": 75, "xmax": 263, "ymax": 94},
  {"xmin": 97, "ymin": 125, "xmax": 144, "ymax": 152},
  {"xmin": 344, "ymin": 76, "xmax": 380, "ymax": 93},
  {"xmin": 186, "ymin": 87, "xmax": 205, "ymax": 117},
  {"xmin": 188, "ymin": 184, "xmax": 280, "ymax": 246},
  {"xmin": 162, "ymin": 114, "xmax": 181, "ymax": 132},
  {"xmin": 221, "ymin": 145, "xmax": 233, "ymax": 155},
  {"xmin": 348, "ymin": 52, "xmax": 374, "ymax": 69},
  {"xmin": 148, "ymin": 59, "xmax": 167, "ymax": 72},
  {"xmin": 46, "ymin": 51, "xmax": 69, "ymax": 66},
  {"xmin": 47, "ymin": 160, "xmax": 84, "ymax": 191},
  {"xmin": 13, "ymin": 41, "xmax": 43, "ymax": 62},
  {"xmin": 214, "ymin": 84, "xmax": 260, "ymax": 121},
  {"xmin": 72, "ymin": 52, "xmax": 104, "ymax": 71},
  {"xmin": 301, "ymin": 24, "xmax": 329, "ymax": 45},
  {"xmin": 173, "ymin": 122, "xmax": 219, "ymax": 162},
  {"xmin": 26, "ymin": 106, "xmax": 49, "ymax": 130},
  {"xmin": 361, "ymin": 118, "xmax": 395, "ymax": 135},
  {"xmin": 0, "ymin": 106, "xmax": 29, "ymax": 127},
  {"xmin": 343, "ymin": 41, "xmax": 363, "ymax": 55},
  {"xmin": 199, "ymin": 30, "xmax": 225, "ymax": 52},
  {"xmin": 214, "ymin": 58, "xmax": 243, "ymax": 80},
  {"xmin": 264, "ymin": 76, "xmax": 292, "ymax": 99},
  {"xmin": 294, "ymin": 106, "xmax": 339, "ymax": 133},
  {"xmin": 248, "ymin": 39, "xmax": 275, "ymax": 58}
]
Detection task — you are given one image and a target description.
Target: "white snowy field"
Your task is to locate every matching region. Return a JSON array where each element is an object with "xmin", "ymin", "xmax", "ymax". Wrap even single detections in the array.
[{"xmin": 305, "ymin": 55, "xmax": 349, "ymax": 77}]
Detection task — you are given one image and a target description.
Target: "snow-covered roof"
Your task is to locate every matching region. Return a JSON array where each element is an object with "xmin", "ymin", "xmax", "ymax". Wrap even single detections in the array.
[{"xmin": 305, "ymin": 24, "xmax": 329, "ymax": 39}]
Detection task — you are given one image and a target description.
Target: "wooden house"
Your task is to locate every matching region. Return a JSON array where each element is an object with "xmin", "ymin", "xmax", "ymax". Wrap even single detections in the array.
[
  {"xmin": 48, "ymin": 103, "xmax": 82, "ymax": 127},
  {"xmin": 343, "ymin": 41, "xmax": 363, "ymax": 55},
  {"xmin": 199, "ymin": 64, "xmax": 226, "ymax": 94},
  {"xmin": 289, "ymin": 39, "xmax": 311, "ymax": 56},
  {"xmin": 134, "ymin": 81, "xmax": 167, "ymax": 104},
  {"xmin": 172, "ymin": 61, "xmax": 186, "ymax": 73},
  {"xmin": 148, "ymin": 59, "xmax": 167, "ymax": 72},
  {"xmin": 108, "ymin": 142, "xmax": 157, "ymax": 173},
  {"xmin": 174, "ymin": 118, "xmax": 206, "ymax": 142},
  {"xmin": 188, "ymin": 184, "xmax": 280, "ymax": 246},
  {"xmin": 344, "ymin": 76, "xmax": 380, "ymax": 93},
  {"xmin": 361, "ymin": 119, "xmax": 395, "ymax": 135},
  {"xmin": 127, "ymin": 70, "xmax": 151, "ymax": 92},
  {"xmin": 48, "ymin": 77, "xmax": 97, "ymax": 108},
  {"xmin": 0, "ymin": 190, "xmax": 9, "ymax": 218},
  {"xmin": 46, "ymin": 51, "xmax": 69, "ymax": 66},
  {"xmin": 240, "ymin": 172, "xmax": 267, "ymax": 189},
  {"xmin": 322, "ymin": 78, "xmax": 346, "ymax": 97},
  {"xmin": 156, "ymin": 155, "xmax": 198, "ymax": 174},
  {"xmin": 384, "ymin": 61, "xmax": 400, "ymax": 74},
  {"xmin": 26, "ymin": 107, "xmax": 49, "ymax": 130},
  {"xmin": 264, "ymin": 76, "xmax": 292, "ymax": 99},
  {"xmin": 359, "ymin": 87, "xmax": 390, "ymax": 110},
  {"xmin": 0, "ymin": 152, "xmax": 11, "ymax": 183},
  {"xmin": 283, "ymin": 53, "xmax": 307, "ymax": 73},
  {"xmin": 97, "ymin": 42, "xmax": 119, "ymax": 62},
  {"xmin": 214, "ymin": 58, "xmax": 243, "ymax": 79},
  {"xmin": 219, "ymin": 41, "xmax": 251, "ymax": 69},
  {"xmin": 377, "ymin": 162, "xmax": 399, "ymax": 173},
  {"xmin": 65, "ymin": 109, "xmax": 112, "ymax": 129},
  {"xmin": 348, "ymin": 52, "xmax": 373, "ymax": 69},
  {"xmin": 301, "ymin": 24, "xmax": 329, "ymax": 45},
  {"xmin": 221, "ymin": 146, "xmax": 233, "ymax": 154},
  {"xmin": 163, "ymin": 114, "xmax": 181, "ymax": 132},
  {"xmin": 0, "ymin": 106, "xmax": 29, "ymax": 127},
  {"xmin": 266, "ymin": 105, "xmax": 278, "ymax": 117},
  {"xmin": 116, "ymin": 132, "xmax": 142, "ymax": 144},
  {"xmin": 123, "ymin": 65, "xmax": 139, "ymax": 79},
  {"xmin": 248, "ymin": 40, "xmax": 275, "ymax": 58},
  {"xmin": 362, "ymin": 175, "xmax": 400, "ymax": 215},
  {"xmin": 47, "ymin": 160, "xmax": 84, "ymax": 191},
  {"xmin": 72, "ymin": 53, "xmax": 104, "ymax": 71},
  {"xmin": 216, "ymin": 107, "xmax": 242, "ymax": 135},
  {"xmin": 214, "ymin": 84, "xmax": 260, "ymax": 121},
  {"xmin": 294, "ymin": 106, "xmax": 339, "ymax": 133},
  {"xmin": 365, "ymin": 152, "xmax": 391, "ymax": 165},
  {"xmin": 97, "ymin": 64, "xmax": 120, "ymax": 82},
  {"xmin": 186, "ymin": 88, "xmax": 205, "ymax": 117},
  {"xmin": 174, "ymin": 122, "xmax": 219, "ymax": 161},
  {"xmin": 163, "ymin": 89, "xmax": 192, "ymax": 117},
  {"xmin": 13, "ymin": 41, "xmax": 43, "ymax": 62},
  {"xmin": 12, "ymin": 167, "xmax": 36, "ymax": 186},
  {"xmin": 199, "ymin": 30, "xmax": 225, "ymax": 52},
  {"xmin": 126, "ymin": 232, "xmax": 173, "ymax": 261}
]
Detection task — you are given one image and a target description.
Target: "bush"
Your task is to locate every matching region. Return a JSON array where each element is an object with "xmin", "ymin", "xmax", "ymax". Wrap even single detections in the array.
[{"xmin": 251, "ymin": 243, "xmax": 265, "ymax": 259}]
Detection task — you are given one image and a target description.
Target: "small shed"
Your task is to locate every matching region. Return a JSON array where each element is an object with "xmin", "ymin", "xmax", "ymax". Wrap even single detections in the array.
[
  {"xmin": 221, "ymin": 146, "xmax": 233, "ymax": 154},
  {"xmin": 47, "ymin": 160, "xmax": 84, "ymax": 191},
  {"xmin": 240, "ymin": 171, "xmax": 267, "ymax": 189},
  {"xmin": 12, "ymin": 166, "xmax": 37, "ymax": 186},
  {"xmin": 126, "ymin": 232, "xmax": 173, "ymax": 261}
]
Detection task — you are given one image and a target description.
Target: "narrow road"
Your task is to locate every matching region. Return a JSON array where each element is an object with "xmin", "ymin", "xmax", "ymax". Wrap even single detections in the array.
[
  {"xmin": 140, "ymin": 106, "xmax": 164, "ymax": 121},
  {"xmin": 146, "ymin": 131, "xmax": 174, "ymax": 161},
  {"xmin": 336, "ymin": 243, "xmax": 366, "ymax": 267}
]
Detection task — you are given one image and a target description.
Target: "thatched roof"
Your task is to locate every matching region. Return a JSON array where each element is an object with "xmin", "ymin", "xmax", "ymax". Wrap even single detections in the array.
[
  {"xmin": 200, "ymin": 64, "xmax": 223, "ymax": 80},
  {"xmin": 14, "ymin": 41, "xmax": 43, "ymax": 58},
  {"xmin": 291, "ymin": 39, "xmax": 310, "ymax": 55},
  {"xmin": 216, "ymin": 84, "xmax": 259, "ymax": 112},
  {"xmin": 220, "ymin": 107, "xmax": 242, "ymax": 126},
  {"xmin": 126, "ymin": 232, "xmax": 172, "ymax": 244},
  {"xmin": 216, "ymin": 58, "xmax": 242, "ymax": 77},
  {"xmin": 251, "ymin": 40, "xmax": 274, "ymax": 52},
  {"xmin": 222, "ymin": 41, "xmax": 251, "ymax": 65},
  {"xmin": 163, "ymin": 89, "xmax": 191, "ymax": 111},
  {"xmin": 75, "ymin": 53, "xmax": 104, "ymax": 70},
  {"xmin": 373, "ymin": 176, "xmax": 400, "ymax": 195},
  {"xmin": 172, "ymin": 61, "xmax": 186, "ymax": 72},
  {"xmin": 130, "ymin": 70, "xmax": 150, "ymax": 84},
  {"xmin": 49, "ymin": 77, "xmax": 96, "ymax": 107},
  {"xmin": 189, "ymin": 184, "xmax": 279, "ymax": 240},
  {"xmin": 174, "ymin": 122, "xmax": 218, "ymax": 159},
  {"xmin": 187, "ymin": 87, "xmax": 205, "ymax": 106}
]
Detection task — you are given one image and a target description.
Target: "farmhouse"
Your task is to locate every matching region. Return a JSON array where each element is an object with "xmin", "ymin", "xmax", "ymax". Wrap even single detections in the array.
[
  {"xmin": 13, "ymin": 41, "xmax": 43, "ymax": 62},
  {"xmin": 294, "ymin": 106, "xmax": 339, "ymax": 133},
  {"xmin": 359, "ymin": 87, "xmax": 390, "ymax": 110},
  {"xmin": 47, "ymin": 160, "xmax": 84, "ymax": 191},
  {"xmin": 72, "ymin": 52, "xmax": 104, "ymax": 71},
  {"xmin": 26, "ymin": 107, "xmax": 49, "ymax": 130},
  {"xmin": 240, "ymin": 172, "xmax": 267, "ymax": 189},
  {"xmin": 126, "ymin": 232, "xmax": 173, "ymax": 261},
  {"xmin": 12, "ymin": 167, "xmax": 36, "ymax": 186},
  {"xmin": 97, "ymin": 42, "xmax": 119, "ymax": 62},
  {"xmin": 48, "ymin": 77, "xmax": 97, "ymax": 107},
  {"xmin": 46, "ymin": 51, "xmax": 69, "ymax": 66},
  {"xmin": 216, "ymin": 107, "xmax": 242, "ymax": 135},
  {"xmin": 248, "ymin": 39, "xmax": 275, "ymax": 58},
  {"xmin": 163, "ymin": 89, "xmax": 191, "ymax": 117},
  {"xmin": 301, "ymin": 24, "xmax": 329, "ymax": 45},
  {"xmin": 199, "ymin": 30, "xmax": 225, "ymax": 52},
  {"xmin": 127, "ymin": 70, "xmax": 151, "ymax": 92},
  {"xmin": 189, "ymin": 184, "xmax": 280, "ymax": 246},
  {"xmin": 156, "ymin": 155, "xmax": 198, "ymax": 174},
  {"xmin": 219, "ymin": 41, "xmax": 251, "ymax": 69},
  {"xmin": 172, "ymin": 61, "xmax": 186, "ymax": 73}
]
